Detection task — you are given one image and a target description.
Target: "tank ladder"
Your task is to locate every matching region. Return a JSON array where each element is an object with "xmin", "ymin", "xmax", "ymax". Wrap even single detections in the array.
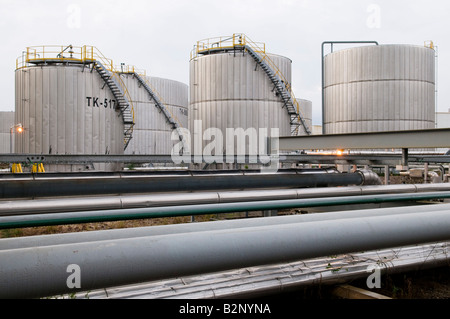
[
  {"xmin": 244, "ymin": 46, "xmax": 311, "ymax": 136},
  {"xmin": 131, "ymin": 73, "xmax": 186, "ymax": 149},
  {"xmin": 93, "ymin": 61, "xmax": 135, "ymax": 150}
]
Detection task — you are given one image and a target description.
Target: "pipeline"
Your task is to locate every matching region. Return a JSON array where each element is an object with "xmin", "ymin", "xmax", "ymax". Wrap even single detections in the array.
[
  {"xmin": 1, "ymin": 183, "xmax": 449, "ymax": 217},
  {"xmin": 1, "ymin": 210, "xmax": 449, "ymax": 298},
  {"xmin": 2, "ymin": 203, "xmax": 450, "ymax": 251},
  {"xmin": 0, "ymin": 168, "xmax": 336, "ymax": 179},
  {"xmin": 78, "ymin": 242, "xmax": 450, "ymax": 299},
  {"xmin": 0, "ymin": 169, "xmax": 378, "ymax": 199},
  {"xmin": 2, "ymin": 191, "xmax": 450, "ymax": 229}
]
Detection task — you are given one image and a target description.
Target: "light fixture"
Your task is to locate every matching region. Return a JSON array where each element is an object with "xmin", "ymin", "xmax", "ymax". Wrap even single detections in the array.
[{"xmin": 10, "ymin": 123, "xmax": 24, "ymax": 153}]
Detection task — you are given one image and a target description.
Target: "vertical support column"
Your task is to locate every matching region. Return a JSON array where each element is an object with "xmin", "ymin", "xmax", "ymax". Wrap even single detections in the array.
[
  {"xmin": 384, "ymin": 165, "xmax": 390, "ymax": 185},
  {"xmin": 9, "ymin": 127, "xmax": 13, "ymax": 154},
  {"xmin": 399, "ymin": 149, "xmax": 410, "ymax": 184},
  {"xmin": 402, "ymin": 148, "xmax": 409, "ymax": 168},
  {"xmin": 424, "ymin": 163, "xmax": 429, "ymax": 184}
]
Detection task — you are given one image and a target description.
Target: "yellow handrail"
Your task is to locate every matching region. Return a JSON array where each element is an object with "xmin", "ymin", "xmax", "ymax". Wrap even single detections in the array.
[
  {"xmin": 83, "ymin": 45, "xmax": 114, "ymax": 71},
  {"xmin": 112, "ymin": 72, "xmax": 135, "ymax": 122},
  {"xmin": 118, "ymin": 64, "xmax": 146, "ymax": 77},
  {"xmin": 140, "ymin": 76, "xmax": 183, "ymax": 130},
  {"xmin": 425, "ymin": 40, "xmax": 435, "ymax": 50},
  {"xmin": 16, "ymin": 45, "xmax": 85, "ymax": 69},
  {"xmin": 191, "ymin": 33, "xmax": 266, "ymax": 60},
  {"xmin": 16, "ymin": 45, "xmax": 145, "ymax": 77}
]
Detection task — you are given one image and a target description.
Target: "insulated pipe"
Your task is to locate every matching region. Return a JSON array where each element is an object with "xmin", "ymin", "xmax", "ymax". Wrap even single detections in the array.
[
  {"xmin": 1, "ymin": 210, "xmax": 449, "ymax": 299},
  {"xmin": 3, "ymin": 183, "xmax": 449, "ymax": 216},
  {"xmin": 0, "ymin": 170, "xmax": 370, "ymax": 199},
  {"xmin": 2, "ymin": 191, "xmax": 450, "ymax": 229},
  {"xmin": 0, "ymin": 168, "xmax": 337, "ymax": 179},
  {"xmin": 78, "ymin": 242, "xmax": 450, "ymax": 299},
  {"xmin": 2, "ymin": 203, "xmax": 450, "ymax": 251}
]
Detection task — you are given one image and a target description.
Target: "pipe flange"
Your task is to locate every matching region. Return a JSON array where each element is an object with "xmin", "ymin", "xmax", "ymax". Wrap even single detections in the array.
[{"xmin": 357, "ymin": 170, "xmax": 383, "ymax": 186}]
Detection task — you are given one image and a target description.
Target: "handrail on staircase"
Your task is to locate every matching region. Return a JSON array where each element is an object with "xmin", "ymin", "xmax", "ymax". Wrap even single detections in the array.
[{"xmin": 133, "ymin": 74, "xmax": 182, "ymax": 130}]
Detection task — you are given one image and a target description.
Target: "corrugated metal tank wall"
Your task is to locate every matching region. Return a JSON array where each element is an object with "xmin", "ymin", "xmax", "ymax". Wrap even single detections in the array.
[
  {"xmin": 15, "ymin": 64, "xmax": 124, "ymax": 171},
  {"xmin": 121, "ymin": 74, "xmax": 188, "ymax": 155},
  {"xmin": 189, "ymin": 51, "xmax": 292, "ymax": 154},
  {"xmin": 0, "ymin": 112, "xmax": 15, "ymax": 153},
  {"xmin": 436, "ymin": 111, "xmax": 450, "ymax": 153},
  {"xmin": 324, "ymin": 44, "xmax": 436, "ymax": 134},
  {"xmin": 297, "ymin": 99, "xmax": 312, "ymax": 136}
]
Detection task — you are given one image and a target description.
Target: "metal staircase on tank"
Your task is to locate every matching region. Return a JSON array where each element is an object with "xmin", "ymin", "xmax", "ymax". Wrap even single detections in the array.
[
  {"xmin": 132, "ymin": 74, "xmax": 179, "ymax": 131},
  {"xmin": 244, "ymin": 47, "xmax": 311, "ymax": 136},
  {"xmin": 130, "ymin": 72, "xmax": 186, "ymax": 148},
  {"xmin": 192, "ymin": 34, "xmax": 312, "ymax": 136},
  {"xmin": 93, "ymin": 61, "xmax": 135, "ymax": 150}
]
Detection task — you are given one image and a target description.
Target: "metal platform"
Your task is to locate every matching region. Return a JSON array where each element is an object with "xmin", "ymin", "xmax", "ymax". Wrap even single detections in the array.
[{"xmin": 1, "ymin": 153, "xmax": 450, "ymax": 166}]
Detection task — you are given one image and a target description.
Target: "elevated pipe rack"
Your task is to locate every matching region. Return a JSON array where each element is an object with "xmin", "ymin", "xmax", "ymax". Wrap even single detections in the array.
[
  {"xmin": 2, "ymin": 191, "xmax": 450, "ymax": 229},
  {"xmin": 2, "ymin": 202, "xmax": 450, "ymax": 251},
  {"xmin": 1, "ymin": 183, "xmax": 449, "ymax": 217}
]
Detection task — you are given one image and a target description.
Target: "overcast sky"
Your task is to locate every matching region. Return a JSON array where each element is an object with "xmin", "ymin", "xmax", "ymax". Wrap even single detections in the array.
[{"xmin": 1, "ymin": 0, "xmax": 449, "ymax": 124}]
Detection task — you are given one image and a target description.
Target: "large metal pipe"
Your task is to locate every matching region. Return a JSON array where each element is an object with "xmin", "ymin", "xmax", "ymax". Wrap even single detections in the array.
[
  {"xmin": 2, "ymin": 203, "xmax": 450, "ymax": 251},
  {"xmin": 79, "ymin": 242, "xmax": 450, "ymax": 299},
  {"xmin": 2, "ymin": 191, "xmax": 450, "ymax": 229},
  {"xmin": 0, "ymin": 170, "xmax": 375, "ymax": 199},
  {"xmin": 0, "ymin": 168, "xmax": 336, "ymax": 178},
  {"xmin": 3, "ymin": 183, "xmax": 449, "ymax": 216},
  {"xmin": 1, "ymin": 210, "xmax": 449, "ymax": 299}
]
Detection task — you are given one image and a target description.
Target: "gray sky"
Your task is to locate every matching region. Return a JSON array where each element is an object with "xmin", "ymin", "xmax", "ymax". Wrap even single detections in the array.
[{"xmin": 1, "ymin": 0, "xmax": 449, "ymax": 124}]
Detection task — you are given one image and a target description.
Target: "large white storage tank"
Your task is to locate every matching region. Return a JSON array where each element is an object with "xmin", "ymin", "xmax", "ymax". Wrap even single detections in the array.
[
  {"xmin": 15, "ymin": 63, "xmax": 125, "ymax": 171},
  {"xmin": 189, "ymin": 36, "xmax": 293, "ymax": 155},
  {"xmin": 121, "ymin": 74, "xmax": 188, "ymax": 155},
  {"xmin": 14, "ymin": 45, "xmax": 133, "ymax": 171},
  {"xmin": 323, "ymin": 44, "xmax": 436, "ymax": 134}
]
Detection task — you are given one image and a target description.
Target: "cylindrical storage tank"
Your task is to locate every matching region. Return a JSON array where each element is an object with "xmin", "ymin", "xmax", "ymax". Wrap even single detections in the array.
[
  {"xmin": 0, "ymin": 112, "xmax": 15, "ymax": 154},
  {"xmin": 324, "ymin": 44, "xmax": 435, "ymax": 134},
  {"xmin": 121, "ymin": 75, "xmax": 188, "ymax": 155},
  {"xmin": 15, "ymin": 64, "xmax": 125, "ymax": 171},
  {"xmin": 189, "ymin": 51, "xmax": 292, "ymax": 155},
  {"xmin": 296, "ymin": 99, "xmax": 313, "ymax": 136}
]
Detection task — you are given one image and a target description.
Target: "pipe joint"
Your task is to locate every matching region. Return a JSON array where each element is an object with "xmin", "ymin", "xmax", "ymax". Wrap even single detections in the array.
[{"xmin": 357, "ymin": 170, "xmax": 383, "ymax": 186}]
